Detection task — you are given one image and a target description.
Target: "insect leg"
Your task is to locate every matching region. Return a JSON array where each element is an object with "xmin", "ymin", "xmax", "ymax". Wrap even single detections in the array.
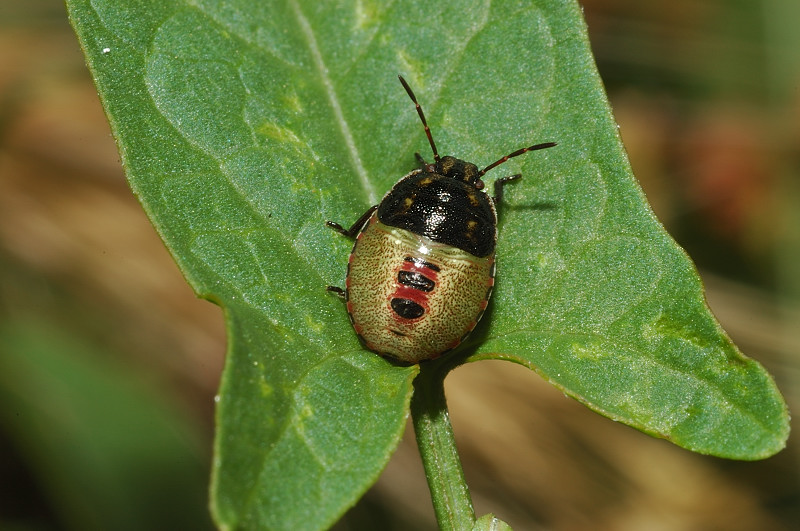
[
  {"xmin": 325, "ymin": 205, "xmax": 378, "ymax": 238},
  {"xmin": 326, "ymin": 286, "xmax": 347, "ymax": 299},
  {"xmin": 493, "ymin": 174, "xmax": 522, "ymax": 203}
]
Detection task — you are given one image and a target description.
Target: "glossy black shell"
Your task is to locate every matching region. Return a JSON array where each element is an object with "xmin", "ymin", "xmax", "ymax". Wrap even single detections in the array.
[{"xmin": 377, "ymin": 156, "xmax": 497, "ymax": 258}]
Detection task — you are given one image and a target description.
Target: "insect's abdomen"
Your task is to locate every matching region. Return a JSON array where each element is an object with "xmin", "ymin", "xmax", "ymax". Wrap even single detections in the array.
[{"xmin": 346, "ymin": 214, "xmax": 494, "ymax": 363}]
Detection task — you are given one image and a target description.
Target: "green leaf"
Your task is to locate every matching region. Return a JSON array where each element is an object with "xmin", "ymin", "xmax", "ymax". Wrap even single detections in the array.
[
  {"xmin": 66, "ymin": 1, "xmax": 419, "ymax": 529},
  {"xmin": 66, "ymin": 0, "xmax": 789, "ymax": 529},
  {"xmin": 458, "ymin": 7, "xmax": 790, "ymax": 460},
  {"xmin": 473, "ymin": 514, "xmax": 512, "ymax": 531}
]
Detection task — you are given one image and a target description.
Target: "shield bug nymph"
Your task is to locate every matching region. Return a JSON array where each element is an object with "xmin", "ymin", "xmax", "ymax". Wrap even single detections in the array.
[{"xmin": 326, "ymin": 75, "xmax": 556, "ymax": 364}]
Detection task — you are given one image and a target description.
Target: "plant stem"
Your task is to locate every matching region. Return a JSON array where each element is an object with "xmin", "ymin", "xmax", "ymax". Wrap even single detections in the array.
[{"xmin": 411, "ymin": 360, "xmax": 475, "ymax": 530}]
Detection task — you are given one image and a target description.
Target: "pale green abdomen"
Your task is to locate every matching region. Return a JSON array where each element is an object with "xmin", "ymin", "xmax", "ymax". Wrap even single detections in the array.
[{"xmin": 346, "ymin": 215, "xmax": 494, "ymax": 363}]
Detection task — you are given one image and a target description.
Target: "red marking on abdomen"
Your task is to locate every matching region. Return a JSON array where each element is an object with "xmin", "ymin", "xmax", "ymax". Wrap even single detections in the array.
[
  {"xmin": 400, "ymin": 257, "xmax": 439, "ymax": 282},
  {"xmin": 392, "ymin": 285, "xmax": 429, "ymax": 306},
  {"xmin": 389, "ymin": 257, "xmax": 440, "ymax": 321}
]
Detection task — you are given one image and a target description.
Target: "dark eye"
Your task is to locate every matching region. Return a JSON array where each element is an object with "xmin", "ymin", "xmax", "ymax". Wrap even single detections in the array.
[{"xmin": 475, "ymin": 180, "xmax": 485, "ymax": 190}]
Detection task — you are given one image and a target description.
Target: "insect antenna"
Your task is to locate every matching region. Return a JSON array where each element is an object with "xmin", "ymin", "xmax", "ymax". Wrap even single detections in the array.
[
  {"xmin": 398, "ymin": 75, "xmax": 440, "ymax": 162},
  {"xmin": 479, "ymin": 142, "xmax": 557, "ymax": 176}
]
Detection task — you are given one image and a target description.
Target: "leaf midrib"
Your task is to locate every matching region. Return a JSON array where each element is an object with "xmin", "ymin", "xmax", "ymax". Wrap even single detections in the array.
[{"xmin": 289, "ymin": 0, "xmax": 376, "ymax": 204}]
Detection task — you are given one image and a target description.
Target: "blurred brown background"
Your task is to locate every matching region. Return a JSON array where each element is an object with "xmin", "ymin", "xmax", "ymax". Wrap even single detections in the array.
[{"xmin": 1, "ymin": 1, "xmax": 798, "ymax": 530}]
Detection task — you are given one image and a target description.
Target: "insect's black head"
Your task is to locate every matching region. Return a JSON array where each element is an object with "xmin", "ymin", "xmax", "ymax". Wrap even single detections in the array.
[{"xmin": 434, "ymin": 156, "xmax": 485, "ymax": 190}]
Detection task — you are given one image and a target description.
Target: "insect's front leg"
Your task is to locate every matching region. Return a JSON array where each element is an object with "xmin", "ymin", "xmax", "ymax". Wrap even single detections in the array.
[
  {"xmin": 493, "ymin": 174, "xmax": 522, "ymax": 203},
  {"xmin": 325, "ymin": 205, "xmax": 378, "ymax": 238}
]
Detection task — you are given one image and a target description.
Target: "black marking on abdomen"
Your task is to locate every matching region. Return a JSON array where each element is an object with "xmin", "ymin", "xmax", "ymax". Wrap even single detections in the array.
[
  {"xmin": 391, "ymin": 298, "xmax": 425, "ymax": 319},
  {"xmin": 403, "ymin": 256, "xmax": 440, "ymax": 272},
  {"xmin": 398, "ymin": 270, "xmax": 435, "ymax": 292}
]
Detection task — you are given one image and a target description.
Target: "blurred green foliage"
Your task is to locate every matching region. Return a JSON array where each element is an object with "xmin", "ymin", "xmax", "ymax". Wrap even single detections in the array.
[{"xmin": 0, "ymin": 316, "xmax": 213, "ymax": 530}]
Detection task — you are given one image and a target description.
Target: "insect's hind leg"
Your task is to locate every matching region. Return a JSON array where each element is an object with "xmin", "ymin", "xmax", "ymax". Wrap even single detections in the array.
[{"xmin": 326, "ymin": 286, "xmax": 346, "ymax": 299}]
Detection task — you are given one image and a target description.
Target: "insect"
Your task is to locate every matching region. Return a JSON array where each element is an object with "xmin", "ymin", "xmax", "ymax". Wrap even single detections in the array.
[{"xmin": 326, "ymin": 75, "xmax": 555, "ymax": 363}]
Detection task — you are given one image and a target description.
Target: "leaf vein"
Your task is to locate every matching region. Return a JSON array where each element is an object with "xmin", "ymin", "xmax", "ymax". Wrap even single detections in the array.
[{"xmin": 290, "ymin": 0, "xmax": 377, "ymax": 203}]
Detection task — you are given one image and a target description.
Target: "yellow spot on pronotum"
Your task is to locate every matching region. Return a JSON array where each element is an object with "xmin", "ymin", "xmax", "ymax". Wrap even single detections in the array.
[{"xmin": 464, "ymin": 219, "xmax": 478, "ymax": 239}]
